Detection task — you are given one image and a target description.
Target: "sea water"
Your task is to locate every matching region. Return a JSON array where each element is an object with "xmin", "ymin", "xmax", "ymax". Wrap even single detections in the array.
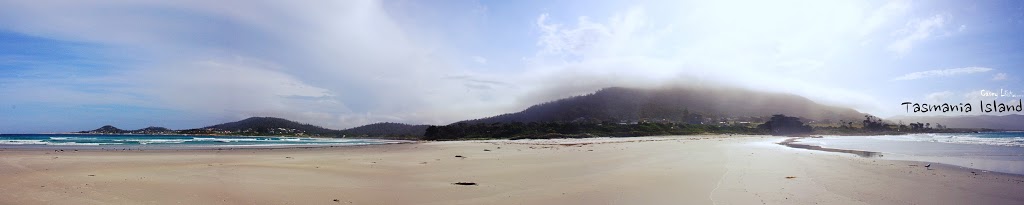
[
  {"xmin": 794, "ymin": 132, "xmax": 1024, "ymax": 175},
  {"xmin": 0, "ymin": 134, "xmax": 404, "ymax": 149}
]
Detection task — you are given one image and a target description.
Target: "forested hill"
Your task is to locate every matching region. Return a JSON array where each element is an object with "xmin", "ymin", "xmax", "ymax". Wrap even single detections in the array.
[
  {"xmin": 78, "ymin": 125, "xmax": 173, "ymax": 134},
  {"xmin": 80, "ymin": 125, "xmax": 126, "ymax": 134},
  {"xmin": 82, "ymin": 117, "xmax": 429, "ymax": 138},
  {"xmin": 78, "ymin": 86, "xmax": 872, "ymax": 138},
  {"xmin": 193, "ymin": 117, "xmax": 337, "ymax": 135},
  {"xmin": 459, "ymin": 86, "xmax": 866, "ymax": 125},
  {"xmin": 339, "ymin": 122, "xmax": 429, "ymax": 139}
]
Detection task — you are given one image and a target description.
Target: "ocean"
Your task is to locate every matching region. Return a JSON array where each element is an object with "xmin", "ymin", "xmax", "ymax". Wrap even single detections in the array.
[
  {"xmin": 0, "ymin": 134, "xmax": 405, "ymax": 149},
  {"xmin": 792, "ymin": 132, "xmax": 1024, "ymax": 175}
]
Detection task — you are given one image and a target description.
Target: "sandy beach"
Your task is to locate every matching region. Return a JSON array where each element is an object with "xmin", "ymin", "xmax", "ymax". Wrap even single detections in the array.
[{"xmin": 1, "ymin": 135, "xmax": 1022, "ymax": 205}]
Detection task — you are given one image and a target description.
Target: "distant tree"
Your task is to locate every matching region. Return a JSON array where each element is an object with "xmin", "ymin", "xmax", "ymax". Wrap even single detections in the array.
[
  {"xmin": 757, "ymin": 114, "xmax": 812, "ymax": 136},
  {"xmin": 909, "ymin": 122, "xmax": 925, "ymax": 131},
  {"xmin": 424, "ymin": 126, "xmax": 440, "ymax": 140},
  {"xmin": 861, "ymin": 115, "xmax": 888, "ymax": 131}
]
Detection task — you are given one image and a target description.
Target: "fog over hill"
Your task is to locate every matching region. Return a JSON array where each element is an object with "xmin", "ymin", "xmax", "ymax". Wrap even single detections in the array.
[{"xmin": 460, "ymin": 86, "xmax": 867, "ymax": 125}]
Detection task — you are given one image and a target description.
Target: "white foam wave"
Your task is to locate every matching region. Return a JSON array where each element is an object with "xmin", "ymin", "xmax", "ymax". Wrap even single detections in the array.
[
  {"xmin": 112, "ymin": 139, "xmax": 189, "ymax": 144},
  {"xmin": 1, "ymin": 140, "xmax": 48, "ymax": 145},
  {"xmin": 49, "ymin": 137, "xmax": 97, "ymax": 140},
  {"xmin": 870, "ymin": 134, "xmax": 1024, "ymax": 147},
  {"xmin": 0, "ymin": 136, "xmax": 402, "ymax": 147},
  {"xmin": 0, "ymin": 140, "xmax": 122, "ymax": 146},
  {"xmin": 48, "ymin": 142, "xmax": 124, "ymax": 146},
  {"xmin": 191, "ymin": 137, "xmax": 264, "ymax": 142}
]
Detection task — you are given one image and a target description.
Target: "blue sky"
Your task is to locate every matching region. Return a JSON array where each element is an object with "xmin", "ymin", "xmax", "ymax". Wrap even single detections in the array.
[{"xmin": 1, "ymin": 0, "xmax": 1022, "ymax": 133}]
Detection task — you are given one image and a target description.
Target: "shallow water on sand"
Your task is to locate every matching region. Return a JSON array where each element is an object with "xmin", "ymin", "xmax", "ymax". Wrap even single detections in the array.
[{"xmin": 795, "ymin": 133, "xmax": 1024, "ymax": 175}]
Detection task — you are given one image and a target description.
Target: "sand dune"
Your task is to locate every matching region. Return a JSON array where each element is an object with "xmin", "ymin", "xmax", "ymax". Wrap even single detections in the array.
[{"xmin": 1, "ymin": 135, "xmax": 1021, "ymax": 204}]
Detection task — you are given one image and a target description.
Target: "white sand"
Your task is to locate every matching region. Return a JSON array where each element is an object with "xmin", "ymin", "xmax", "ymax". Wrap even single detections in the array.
[{"xmin": 0, "ymin": 135, "xmax": 1021, "ymax": 204}]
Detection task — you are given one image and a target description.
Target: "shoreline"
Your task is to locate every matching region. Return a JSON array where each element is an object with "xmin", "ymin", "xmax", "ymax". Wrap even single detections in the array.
[
  {"xmin": 781, "ymin": 135, "xmax": 1024, "ymax": 176},
  {"xmin": 778, "ymin": 137, "xmax": 883, "ymax": 157}
]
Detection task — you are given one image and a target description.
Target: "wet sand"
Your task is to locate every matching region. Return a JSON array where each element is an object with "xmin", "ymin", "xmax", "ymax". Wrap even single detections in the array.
[{"xmin": 1, "ymin": 135, "xmax": 1022, "ymax": 204}]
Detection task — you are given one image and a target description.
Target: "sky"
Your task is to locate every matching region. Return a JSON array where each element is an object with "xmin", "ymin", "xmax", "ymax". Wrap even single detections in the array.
[{"xmin": 1, "ymin": 0, "xmax": 1023, "ymax": 133}]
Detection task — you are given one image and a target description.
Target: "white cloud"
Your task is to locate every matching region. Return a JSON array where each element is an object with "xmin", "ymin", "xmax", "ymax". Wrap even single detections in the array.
[
  {"xmin": 992, "ymin": 73, "xmax": 1008, "ymax": 81},
  {"xmin": 0, "ymin": 1, "xmax": 483, "ymax": 129},
  {"xmin": 860, "ymin": 0, "xmax": 911, "ymax": 36},
  {"xmin": 125, "ymin": 58, "xmax": 338, "ymax": 113},
  {"xmin": 888, "ymin": 14, "xmax": 948, "ymax": 56},
  {"xmin": 517, "ymin": 3, "xmax": 897, "ymax": 117},
  {"xmin": 924, "ymin": 91, "xmax": 955, "ymax": 103},
  {"xmin": 0, "ymin": 1, "xmax": 968, "ymax": 130},
  {"xmin": 472, "ymin": 56, "xmax": 488, "ymax": 64},
  {"xmin": 963, "ymin": 89, "xmax": 999, "ymax": 102},
  {"xmin": 892, "ymin": 67, "xmax": 993, "ymax": 81},
  {"xmin": 534, "ymin": 14, "xmax": 611, "ymax": 60},
  {"xmin": 958, "ymin": 24, "xmax": 967, "ymax": 32},
  {"xmin": 774, "ymin": 59, "xmax": 825, "ymax": 72}
]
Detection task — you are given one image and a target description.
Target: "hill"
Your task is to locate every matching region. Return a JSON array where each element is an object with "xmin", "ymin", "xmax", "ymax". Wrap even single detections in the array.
[
  {"xmin": 340, "ymin": 122, "xmax": 429, "ymax": 139},
  {"xmin": 78, "ymin": 125, "xmax": 127, "ymax": 134},
  {"xmin": 459, "ymin": 86, "xmax": 865, "ymax": 125},
  {"xmin": 73, "ymin": 86, "xmax": 873, "ymax": 138},
  {"xmin": 888, "ymin": 114, "xmax": 1024, "ymax": 130},
  {"xmin": 130, "ymin": 126, "xmax": 174, "ymax": 134},
  {"xmin": 77, "ymin": 117, "xmax": 429, "ymax": 138},
  {"xmin": 197, "ymin": 117, "xmax": 337, "ymax": 135}
]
